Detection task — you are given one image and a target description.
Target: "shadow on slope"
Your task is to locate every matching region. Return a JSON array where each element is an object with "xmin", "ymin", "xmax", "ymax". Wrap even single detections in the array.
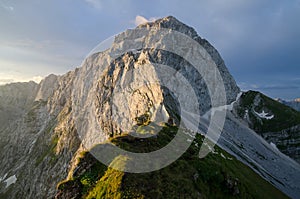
[{"xmin": 56, "ymin": 124, "xmax": 288, "ymax": 199}]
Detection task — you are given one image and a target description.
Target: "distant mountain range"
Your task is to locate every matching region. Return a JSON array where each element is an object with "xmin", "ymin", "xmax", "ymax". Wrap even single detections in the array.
[
  {"xmin": 277, "ymin": 98, "xmax": 300, "ymax": 112},
  {"xmin": 0, "ymin": 16, "xmax": 299, "ymax": 199}
]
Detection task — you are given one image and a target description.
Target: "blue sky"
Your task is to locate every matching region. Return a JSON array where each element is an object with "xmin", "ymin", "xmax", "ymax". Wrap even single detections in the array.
[{"xmin": 0, "ymin": 0, "xmax": 299, "ymax": 99}]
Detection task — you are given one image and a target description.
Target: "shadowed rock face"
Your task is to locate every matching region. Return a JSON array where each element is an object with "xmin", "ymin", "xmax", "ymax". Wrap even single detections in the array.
[
  {"xmin": 0, "ymin": 16, "xmax": 299, "ymax": 199},
  {"xmin": 234, "ymin": 91, "xmax": 300, "ymax": 164},
  {"xmin": 138, "ymin": 16, "xmax": 240, "ymax": 103},
  {"xmin": 0, "ymin": 81, "xmax": 39, "ymax": 129}
]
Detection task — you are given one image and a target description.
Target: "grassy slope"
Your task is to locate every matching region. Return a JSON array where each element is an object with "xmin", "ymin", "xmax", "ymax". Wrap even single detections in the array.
[
  {"xmin": 57, "ymin": 124, "xmax": 288, "ymax": 199},
  {"xmin": 237, "ymin": 90, "xmax": 300, "ymax": 133}
]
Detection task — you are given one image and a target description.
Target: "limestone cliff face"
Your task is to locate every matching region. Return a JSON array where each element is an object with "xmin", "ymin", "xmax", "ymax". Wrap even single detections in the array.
[
  {"xmin": 71, "ymin": 16, "xmax": 240, "ymax": 149},
  {"xmin": 138, "ymin": 16, "xmax": 240, "ymax": 104},
  {"xmin": 35, "ymin": 74, "xmax": 59, "ymax": 101}
]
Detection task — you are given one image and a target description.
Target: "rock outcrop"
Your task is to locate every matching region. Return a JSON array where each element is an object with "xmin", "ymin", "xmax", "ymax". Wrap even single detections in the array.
[{"xmin": 234, "ymin": 91, "xmax": 300, "ymax": 164}]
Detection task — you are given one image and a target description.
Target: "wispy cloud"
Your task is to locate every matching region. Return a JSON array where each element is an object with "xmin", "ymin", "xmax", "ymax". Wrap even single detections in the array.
[
  {"xmin": 259, "ymin": 85, "xmax": 300, "ymax": 90},
  {"xmin": 238, "ymin": 82, "xmax": 300, "ymax": 91},
  {"xmin": 134, "ymin": 15, "xmax": 157, "ymax": 26},
  {"xmin": 0, "ymin": 38, "xmax": 87, "ymax": 83},
  {"xmin": 0, "ymin": 39, "xmax": 60, "ymax": 50},
  {"xmin": 0, "ymin": 78, "xmax": 14, "ymax": 84},
  {"xmin": 291, "ymin": 77, "xmax": 300, "ymax": 81},
  {"xmin": 0, "ymin": 75, "xmax": 43, "ymax": 85},
  {"xmin": 84, "ymin": 0, "xmax": 102, "ymax": 9},
  {"xmin": 1, "ymin": 5, "xmax": 14, "ymax": 11},
  {"xmin": 238, "ymin": 81, "xmax": 300, "ymax": 99},
  {"xmin": 134, "ymin": 15, "xmax": 148, "ymax": 26}
]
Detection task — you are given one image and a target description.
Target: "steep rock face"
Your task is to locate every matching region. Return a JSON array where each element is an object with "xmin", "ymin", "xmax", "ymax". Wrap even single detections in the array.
[
  {"xmin": 71, "ymin": 16, "xmax": 240, "ymax": 149},
  {"xmin": 261, "ymin": 125, "xmax": 300, "ymax": 163},
  {"xmin": 0, "ymin": 71, "xmax": 82, "ymax": 199},
  {"xmin": 138, "ymin": 16, "xmax": 240, "ymax": 105},
  {"xmin": 35, "ymin": 74, "xmax": 59, "ymax": 101},
  {"xmin": 0, "ymin": 81, "xmax": 39, "ymax": 129},
  {"xmin": 234, "ymin": 90, "xmax": 300, "ymax": 163}
]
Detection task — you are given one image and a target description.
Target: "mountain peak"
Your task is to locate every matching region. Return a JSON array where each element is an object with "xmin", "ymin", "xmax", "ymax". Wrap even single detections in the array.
[
  {"xmin": 138, "ymin": 16, "xmax": 198, "ymax": 38},
  {"xmin": 155, "ymin": 15, "xmax": 183, "ymax": 25}
]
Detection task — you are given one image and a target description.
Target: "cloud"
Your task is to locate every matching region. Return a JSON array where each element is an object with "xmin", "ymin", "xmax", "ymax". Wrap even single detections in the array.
[
  {"xmin": 1, "ymin": 5, "xmax": 14, "ymax": 11},
  {"xmin": 238, "ymin": 81, "xmax": 300, "ymax": 99},
  {"xmin": 31, "ymin": 76, "xmax": 44, "ymax": 83},
  {"xmin": 0, "ymin": 39, "xmax": 57, "ymax": 50},
  {"xmin": 0, "ymin": 76, "xmax": 44, "ymax": 85},
  {"xmin": 84, "ymin": 0, "xmax": 102, "ymax": 9},
  {"xmin": 134, "ymin": 15, "xmax": 157, "ymax": 26},
  {"xmin": 0, "ymin": 37, "xmax": 88, "ymax": 78},
  {"xmin": 238, "ymin": 82, "xmax": 300, "ymax": 91},
  {"xmin": 259, "ymin": 85, "xmax": 300, "ymax": 90},
  {"xmin": 0, "ymin": 78, "xmax": 14, "ymax": 84},
  {"xmin": 135, "ymin": 15, "xmax": 148, "ymax": 26}
]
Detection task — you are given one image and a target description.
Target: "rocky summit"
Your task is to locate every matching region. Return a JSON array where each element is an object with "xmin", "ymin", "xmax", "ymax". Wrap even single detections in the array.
[{"xmin": 0, "ymin": 16, "xmax": 299, "ymax": 199}]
